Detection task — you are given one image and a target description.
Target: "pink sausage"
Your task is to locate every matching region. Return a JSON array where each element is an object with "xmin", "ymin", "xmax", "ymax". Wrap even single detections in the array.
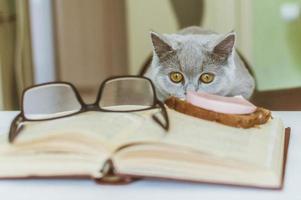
[{"xmin": 186, "ymin": 91, "xmax": 257, "ymax": 114}]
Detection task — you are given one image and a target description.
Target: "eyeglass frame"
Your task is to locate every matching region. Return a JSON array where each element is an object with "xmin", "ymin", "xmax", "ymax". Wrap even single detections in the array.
[{"xmin": 8, "ymin": 75, "xmax": 169, "ymax": 143}]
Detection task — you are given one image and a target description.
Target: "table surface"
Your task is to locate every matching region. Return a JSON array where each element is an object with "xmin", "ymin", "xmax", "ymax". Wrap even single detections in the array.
[{"xmin": 0, "ymin": 111, "xmax": 300, "ymax": 200}]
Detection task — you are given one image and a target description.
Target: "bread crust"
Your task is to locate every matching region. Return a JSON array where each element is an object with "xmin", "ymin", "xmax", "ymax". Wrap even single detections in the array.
[{"xmin": 165, "ymin": 97, "xmax": 271, "ymax": 128}]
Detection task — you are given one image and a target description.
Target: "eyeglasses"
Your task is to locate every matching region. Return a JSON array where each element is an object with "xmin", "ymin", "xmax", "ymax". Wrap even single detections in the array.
[{"xmin": 9, "ymin": 76, "xmax": 169, "ymax": 143}]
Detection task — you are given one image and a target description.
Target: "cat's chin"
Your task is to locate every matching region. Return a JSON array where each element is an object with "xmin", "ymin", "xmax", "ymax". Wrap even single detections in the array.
[
  {"xmin": 167, "ymin": 94, "xmax": 186, "ymax": 101},
  {"xmin": 178, "ymin": 97, "xmax": 186, "ymax": 101}
]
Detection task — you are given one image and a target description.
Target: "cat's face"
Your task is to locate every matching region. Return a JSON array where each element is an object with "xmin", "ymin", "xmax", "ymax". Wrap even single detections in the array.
[{"xmin": 150, "ymin": 31, "xmax": 236, "ymax": 100}]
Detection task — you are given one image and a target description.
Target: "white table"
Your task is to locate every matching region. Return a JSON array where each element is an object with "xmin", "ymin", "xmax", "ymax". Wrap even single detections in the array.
[{"xmin": 0, "ymin": 111, "xmax": 300, "ymax": 200}]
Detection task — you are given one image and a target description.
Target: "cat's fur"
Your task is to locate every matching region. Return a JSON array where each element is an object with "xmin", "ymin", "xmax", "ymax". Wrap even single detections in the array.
[{"xmin": 144, "ymin": 26, "xmax": 255, "ymax": 101}]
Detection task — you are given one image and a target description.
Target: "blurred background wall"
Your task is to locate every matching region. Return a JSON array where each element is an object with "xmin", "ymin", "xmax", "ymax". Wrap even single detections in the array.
[
  {"xmin": 126, "ymin": 0, "xmax": 301, "ymax": 91},
  {"xmin": 126, "ymin": 0, "xmax": 252, "ymax": 74},
  {"xmin": 126, "ymin": 0, "xmax": 178, "ymax": 74},
  {"xmin": 0, "ymin": 0, "xmax": 33, "ymax": 110},
  {"xmin": 0, "ymin": 0, "xmax": 301, "ymax": 109},
  {"xmin": 53, "ymin": 0, "xmax": 128, "ymax": 103}
]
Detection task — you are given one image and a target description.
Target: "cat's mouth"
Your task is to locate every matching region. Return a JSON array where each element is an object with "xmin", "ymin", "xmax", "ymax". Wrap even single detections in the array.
[
  {"xmin": 168, "ymin": 93, "xmax": 186, "ymax": 101},
  {"xmin": 178, "ymin": 97, "xmax": 186, "ymax": 100}
]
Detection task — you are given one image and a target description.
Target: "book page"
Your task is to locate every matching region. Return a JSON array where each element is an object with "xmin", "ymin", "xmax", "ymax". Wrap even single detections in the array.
[
  {"xmin": 0, "ymin": 109, "xmax": 169, "ymax": 178},
  {"xmin": 0, "ymin": 108, "xmax": 285, "ymax": 176},
  {"xmin": 0, "ymin": 108, "xmax": 285, "ymax": 182},
  {"xmin": 160, "ymin": 109, "xmax": 285, "ymax": 168},
  {"xmin": 0, "ymin": 113, "xmax": 111, "ymax": 178},
  {"xmin": 1, "ymin": 108, "xmax": 285, "ymax": 167},
  {"xmin": 112, "ymin": 109, "xmax": 285, "ymax": 188},
  {"xmin": 6, "ymin": 110, "xmax": 165, "ymax": 152}
]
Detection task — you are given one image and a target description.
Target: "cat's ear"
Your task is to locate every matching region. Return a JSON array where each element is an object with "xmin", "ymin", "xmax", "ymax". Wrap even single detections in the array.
[
  {"xmin": 150, "ymin": 31, "xmax": 175, "ymax": 61},
  {"xmin": 212, "ymin": 31, "xmax": 236, "ymax": 61}
]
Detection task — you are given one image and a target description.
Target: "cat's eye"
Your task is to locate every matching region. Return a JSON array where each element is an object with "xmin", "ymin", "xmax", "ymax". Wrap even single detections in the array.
[
  {"xmin": 200, "ymin": 73, "xmax": 215, "ymax": 84},
  {"xmin": 169, "ymin": 72, "xmax": 184, "ymax": 83}
]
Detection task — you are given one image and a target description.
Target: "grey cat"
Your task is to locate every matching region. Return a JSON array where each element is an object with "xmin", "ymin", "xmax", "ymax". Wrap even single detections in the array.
[{"xmin": 144, "ymin": 26, "xmax": 255, "ymax": 102}]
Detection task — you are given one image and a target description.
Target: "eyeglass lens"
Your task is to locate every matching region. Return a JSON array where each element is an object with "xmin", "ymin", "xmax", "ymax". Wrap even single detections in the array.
[
  {"xmin": 98, "ymin": 77, "xmax": 155, "ymax": 111},
  {"xmin": 23, "ymin": 84, "xmax": 82, "ymax": 120}
]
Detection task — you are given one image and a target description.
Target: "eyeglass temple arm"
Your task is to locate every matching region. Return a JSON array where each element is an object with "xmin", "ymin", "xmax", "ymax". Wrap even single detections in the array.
[
  {"xmin": 152, "ymin": 101, "xmax": 170, "ymax": 131},
  {"xmin": 8, "ymin": 113, "xmax": 24, "ymax": 143}
]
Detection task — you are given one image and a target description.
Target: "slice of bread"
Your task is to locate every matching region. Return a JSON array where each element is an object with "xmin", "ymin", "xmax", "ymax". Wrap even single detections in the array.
[{"xmin": 165, "ymin": 97, "xmax": 271, "ymax": 128}]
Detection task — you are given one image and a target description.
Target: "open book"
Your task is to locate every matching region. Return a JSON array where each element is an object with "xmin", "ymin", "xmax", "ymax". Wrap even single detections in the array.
[{"xmin": 0, "ymin": 107, "xmax": 289, "ymax": 189}]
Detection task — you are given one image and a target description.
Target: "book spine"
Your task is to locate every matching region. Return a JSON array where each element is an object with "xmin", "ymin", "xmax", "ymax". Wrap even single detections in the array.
[{"xmin": 94, "ymin": 159, "xmax": 134, "ymax": 184}]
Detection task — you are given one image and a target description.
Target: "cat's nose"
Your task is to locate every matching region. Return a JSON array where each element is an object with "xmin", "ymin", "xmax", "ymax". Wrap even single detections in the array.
[{"xmin": 185, "ymin": 85, "xmax": 196, "ymax": 94}]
